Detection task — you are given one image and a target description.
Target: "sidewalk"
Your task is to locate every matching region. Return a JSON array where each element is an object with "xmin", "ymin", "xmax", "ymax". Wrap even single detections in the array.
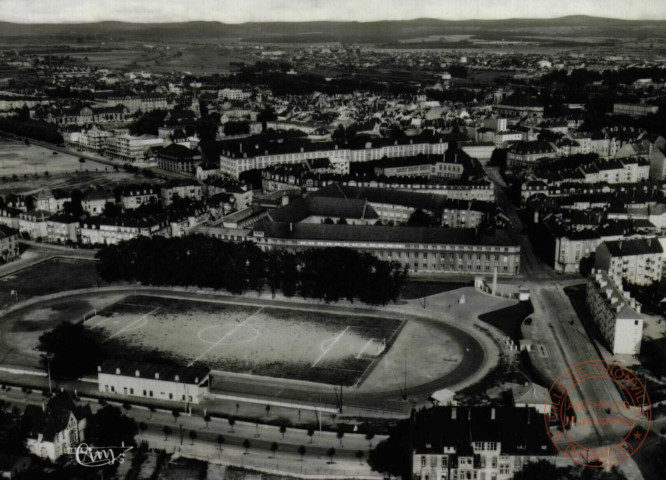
[{"xmin": 141, "ymin": 431, "xmax": 381, "ymax": 479}]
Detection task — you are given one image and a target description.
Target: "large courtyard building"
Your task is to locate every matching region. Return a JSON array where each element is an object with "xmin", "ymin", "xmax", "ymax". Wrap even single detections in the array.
[
  {"xmin": 412, "ymin": 406, "xmax": 560, "ymax": 480},
  {"xmin": 586, "ymin": 270, "xmax": 644, "ymax": 355},
  {"xmin": 595, "ymin": 237, "xmax": 663, "ymax": 286},
  {"xmin": 0, "ymin": 225, "xmax": 19, "ymax": 263},
  {"xmin": 205, "ymin": 133, "xmax": 452, "ymax": 179},
  {"xmin": 613, "ymin": 103, "xmax": 659, "ymax": 117},
  {"xmin": 254, "ymin": 221, "xmax": 520, "ymax": 276},
  {"xmin": 98, "ymin": 360, "xmax": 211, "ymax": 404}
]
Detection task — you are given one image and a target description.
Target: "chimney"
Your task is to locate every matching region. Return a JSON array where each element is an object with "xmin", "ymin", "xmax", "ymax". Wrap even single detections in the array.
[
  {"xmin": 289, "ymin": 222, "xmax": 293, "ymax": 232},
  {"xmin": 451, "ymin": 407, "xmax": 457, "ymax": 420},
  {"xmin": 491, "ymin": 408, "xmax": 496, "ymax": 420}
]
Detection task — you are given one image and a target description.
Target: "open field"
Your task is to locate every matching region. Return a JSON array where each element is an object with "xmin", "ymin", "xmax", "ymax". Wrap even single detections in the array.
[
  {"xmin": 0, "ymin": 257, "xmax": 98, "ymax": 307},
  {"xmin": 86, "ymin": 295, "xmax": 403, "ymax": 386},
  {"xmin": 0, "ymin": 140, "xmax": 85, "ymax": 177}
]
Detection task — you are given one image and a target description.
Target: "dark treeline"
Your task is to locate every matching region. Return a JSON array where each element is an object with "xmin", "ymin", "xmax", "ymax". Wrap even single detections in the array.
[
  {"xmin": 96, "ymin": 235, "xmax": 408, "ymax": 305},
  {"xmin": 0, "ymin": 112, "xmax": 64, "ymax": 144}
]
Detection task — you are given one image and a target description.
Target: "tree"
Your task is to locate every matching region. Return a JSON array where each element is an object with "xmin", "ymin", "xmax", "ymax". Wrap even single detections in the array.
[
  {"xmin": 265, "ymin": 404, "xmax": 271, "ymax": 416},
  {"xmin": 323, "ymin": 217, "xmax": 334, "ymax": 224},
  {"xmin": 228, "ymin": 416, "xmax": 236, "ymax": 433},
  {"xmin": 139, "ymin": 422, "xmax": 147, "ymax": 438},
  {"xmin": 123, "ymin": 402, "xmax": 132, "ymax": 413},
  {"xmin": 407, "ymin": 208, "xmax": 437, "ymax": 227},
  {"xmin": 326, "ymin": 447, "xmax": 336, "ymax": 464},
  {"xmin": 336, "ymin": 430, "xmax": 345, "ymax": 446},
  {"xmin": 307, "ymin": 428, "xmax": 315, "ymax": 443},
  {"xmin": 257, "ymin": 106, "xmax": 277, "ymax": 132},
  {"xmin": 223, "ymin": 121, "xmax": 250, "ymax": 136},
  {"xmin": 217, "ymin": 434, "xmax": 225, "ymax": 450},
  {"xmin": 149, "ymin": 406, "xmax": 156, "ymax": 419},
  {"xmin": 270, "ymin": 441, "xmax": 278, "ymax": 458},
  {"xmin": 368, "ymin": 418, "xmax": 411, "ymax": 480},
  {"xmin": 365, "ymin": 432, "xmax": 375, "ymax": 448},
  {"xmin": 356, "ymin": 450, "xmax": 365, "ymax": 465},
  {"xmin": 189, "ymin": 430, "xmax": 197, "ymax": 445},
  {"xmin": 336, "ymin": 217, "xmax": 347, "ymax": 225},
  {"xmin": 279, "ymin": 425, "xmax": 287, "ymax": 439},
  {"xmin": 89, "ymin": 405, "xmax": 138, "ymax": 447},
  {"xmin": 242, "ymin": 439, "xmax": 251, "ymax": 454},
  {"xmin": 38, "ymin": 322, "xmax": 103, "ymax": 379},
  {"xmin": 298, "ymin": 445, "xmax": 306, "ymax": 461},
  {"xmin": 172, "ymin": 409, "xmax": 180, "ymax": 423},
  {"xmin": 204, "ymin": 413, "xmax": 211, "ymax": 428},
  {"xmin": 163, "ymin": 425, "xmax": 172, "ymax": 441},
  {"xmin": 0, "ymin": 400, "xmax": 26, "ymax": 454}
]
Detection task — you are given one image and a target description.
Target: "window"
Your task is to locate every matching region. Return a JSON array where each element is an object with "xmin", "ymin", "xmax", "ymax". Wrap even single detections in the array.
[
  {"xmin": 421, "ymin": 456, "xmax": 427, "ymax": 467},
  {"xmin": 130, "ymin": 388, "xmax": 134, "ymax": 394},
  {"xmin": 143, "ymin": 390, "xmax": 147, "ymax": 396},
  {"xmin": 149, "ymin": 391, "xmax": 153, "ymax": 397}
]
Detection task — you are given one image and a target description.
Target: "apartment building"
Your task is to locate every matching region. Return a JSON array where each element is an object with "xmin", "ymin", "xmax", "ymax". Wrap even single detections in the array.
[
  {"xmin": 613, "ymin": 103, "xmax": 659, "ymax": 117},
  {"xmin": 32, "ymin": 189, "xmax": 70, "ymax": 214},
  {"xmin": 80, "ymin": 216, "xmax": 169, "ymax": 246},
  {"xmin": 207, "ymin": 133, "xmax": 451, "ymax": 178},
  {"xmin": 156, "ymin": 143, "xmax": 201, "ymax": 174},
  {"xmin": 586, "ymin": 270, "xmax": 644, "ymax": 355},
  {"xmin": 595, "ymin": 237, "xmax": 663, "ymax": 286},
  {"xmin": 98, "ymin": 94, "xmax": 169, "ymax": 113},
  {"xmin": 0, "ymin": 225, "xmax": 19, "ymax": 263},
  {"xmin": 46, "ymin": 214, "xmax": 79, "ymax": 244},
  {"xmin": 160, "ymin": 179, "xmax": 204, "ymax": 206},
  {"xmin": 507, "ymin": 141, "xmax": 556, "ymax": 171},
  {"xmin": 119, "ymin": 184, "xmax": 159, "ymax": 210},
  {"xmin": 105, "ymin": 134, "xmax": 163, "ymax": 163},
  {"xmin": 81, "ymin": 189, "xmax": 115, "ymax": 216},
  {"xmin": 412, "ymin": 406, "xmax": 560, "ymax": 480},
  {"xmin": 18, "ymin": 211, "xmax": 50, "ymax": 240},
  {"xmin": 98, "ymin": 359, "xmax": 210, "ymax": 404}
]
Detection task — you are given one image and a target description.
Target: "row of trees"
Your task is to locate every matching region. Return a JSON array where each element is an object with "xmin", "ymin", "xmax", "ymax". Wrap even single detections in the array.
[
  {"xmin": 96, "ymin": 235, "xmax": 408, "ymax": 305},
  {"xmin": 0, "ymin": 116, "xmax": 64, "ymax": 144}
]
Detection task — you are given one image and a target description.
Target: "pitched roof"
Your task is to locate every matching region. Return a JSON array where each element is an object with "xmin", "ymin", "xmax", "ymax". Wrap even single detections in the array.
[
  {"xmin": 256, "ymin": 221, "xmax": 515, "ymax": 247},
  {"xmin": 413, "ymin": 406, "xmax": 556, "ymax": 456},
  {"xmin": 0, "ymin": 225, "xmax": 18, "ymax": 239},
  {"xmin": 99, "ymin": 359, "xmax": 210, "ymax": 385},
  {"xmin": 602, "ymin": 237, "xmax": 663, "ymax": 257},
  {"xmin": 23, "ymin": 392, "xmax": 91, "ymax": 443}
]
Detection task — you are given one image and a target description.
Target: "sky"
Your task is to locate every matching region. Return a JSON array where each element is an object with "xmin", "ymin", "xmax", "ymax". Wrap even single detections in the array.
[{"xmin": 0, "ymin": 0, "xmax": 663, "ymax": 24}]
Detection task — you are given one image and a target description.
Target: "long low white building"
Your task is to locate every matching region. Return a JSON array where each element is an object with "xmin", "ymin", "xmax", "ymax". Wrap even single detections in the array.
[{"xmin": 98, "ymin": 360, "xmax": 211, "ymax": 404}]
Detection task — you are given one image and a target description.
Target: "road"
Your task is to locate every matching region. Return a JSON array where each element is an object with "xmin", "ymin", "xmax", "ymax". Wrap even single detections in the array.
[
  {"xmin": 488, "ymin": 168, "xmax": 652, "ymax": 476},
  {"xmin": 1, "ymin": 388, "xmax": 382, "ymax": 478}
]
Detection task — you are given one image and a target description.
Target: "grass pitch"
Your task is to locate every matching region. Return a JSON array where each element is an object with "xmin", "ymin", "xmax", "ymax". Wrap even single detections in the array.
[{"xmin": 87, "ymin": 295, "xmax": 403, "ymax": 386}]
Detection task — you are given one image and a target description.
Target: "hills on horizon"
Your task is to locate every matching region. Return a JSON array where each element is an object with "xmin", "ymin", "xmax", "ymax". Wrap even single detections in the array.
[{"xmin": 0, "ymin": 15, "xmax": 664, "ymax": 42}]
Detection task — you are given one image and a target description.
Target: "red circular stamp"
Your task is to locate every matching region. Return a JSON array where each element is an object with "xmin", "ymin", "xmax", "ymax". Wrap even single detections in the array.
[{"xmin": 544, "ymin": 360, "xmax": 651, "ymax": 468}]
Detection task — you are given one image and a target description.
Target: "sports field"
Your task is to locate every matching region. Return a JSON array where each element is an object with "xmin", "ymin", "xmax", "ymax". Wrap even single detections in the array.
[{"xmin": 86, "ymin": 295, "xmax": 403, "ymax": 386}]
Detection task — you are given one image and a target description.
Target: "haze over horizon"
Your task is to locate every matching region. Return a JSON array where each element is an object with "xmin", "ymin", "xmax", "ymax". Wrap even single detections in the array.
[{"xmin": 0, "ymin": 0, "xmax": 663, "ymax": 24}]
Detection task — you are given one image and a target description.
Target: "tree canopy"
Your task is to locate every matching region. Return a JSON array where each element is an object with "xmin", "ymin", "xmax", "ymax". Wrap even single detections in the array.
[{"xmin": 95, "ymin": 236, "xmax": 407, "ymax": 305}]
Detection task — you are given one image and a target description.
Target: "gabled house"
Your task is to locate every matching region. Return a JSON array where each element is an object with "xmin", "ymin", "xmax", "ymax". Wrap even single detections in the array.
[{"xmin": 23, "ymin": 392, "xmax": 91, "ymax": 461}]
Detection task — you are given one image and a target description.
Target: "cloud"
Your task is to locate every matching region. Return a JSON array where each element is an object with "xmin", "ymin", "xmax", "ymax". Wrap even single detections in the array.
[{"xmin": 0, "ymin": 0, "xmax": 661, "ymax": 23}]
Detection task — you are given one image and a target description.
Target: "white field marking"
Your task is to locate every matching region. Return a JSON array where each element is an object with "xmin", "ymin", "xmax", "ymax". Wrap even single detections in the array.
[
  {"xmin": 197, "ymin": 323, "xmax": 261, "ymax": 346},
  {"xmin": 356, "ymin": 338, "xmax": 374, "ymax": 359},
  {"xmin": 104, "ymin": 307, "xmax": 160, "ymax": 342},
  {"xmin": 121, "ymin": 303, "xmax": 158, "ymax": 308},
  {"xmin": 188, "ymin": 307, "xmax": 264, "ymax": 366},
  {"xmin": 312, "ymin": 326, "xmax": 350, "ymax": 368},
  {"xmin": 87, "ymin": 313, "xmax": 115, "ymax": 328}
]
